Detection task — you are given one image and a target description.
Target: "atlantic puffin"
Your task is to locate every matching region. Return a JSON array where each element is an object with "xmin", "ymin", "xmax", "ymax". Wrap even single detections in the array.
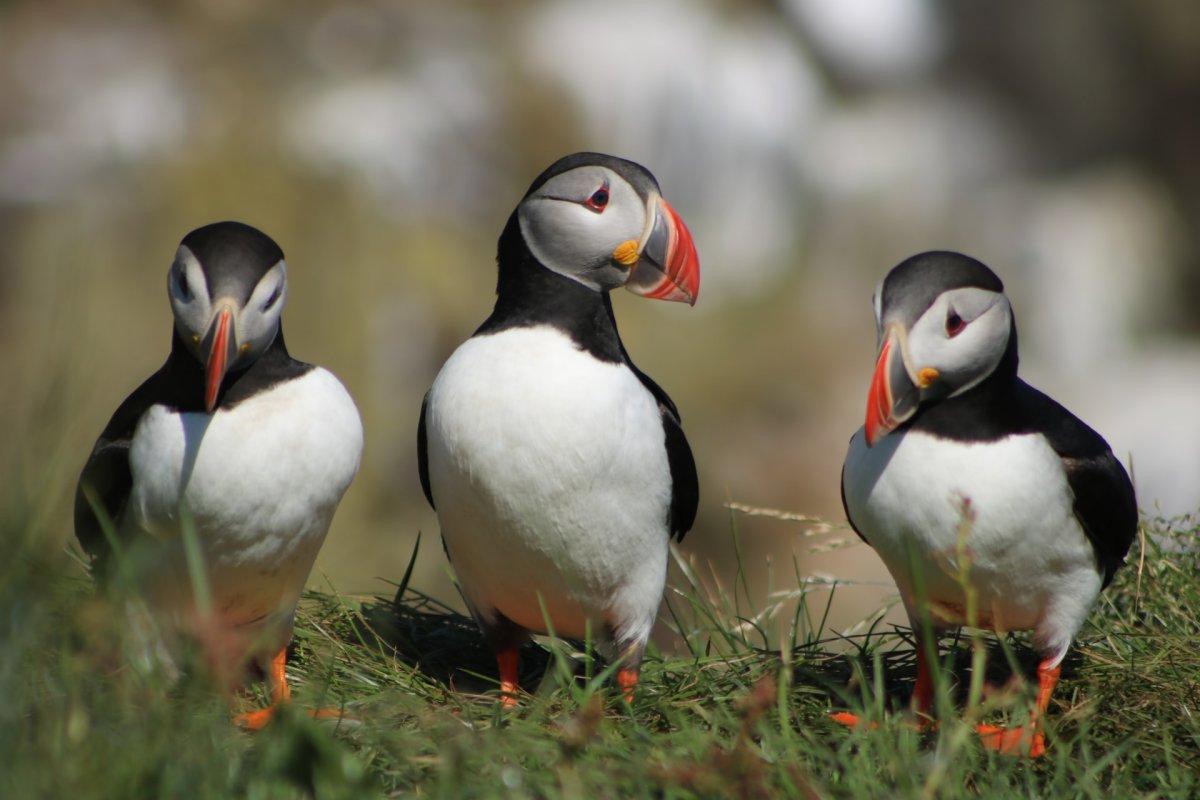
[
  {"xmin": 417, "ymin": 152, "xmax": 700, "ymax": 705},
  {"xmin": 74, "ymin": 221, "xmax": 364, "ymax": 729},
  {"xmin": 837, "ymin": 251, "xmax": 1137, "ymax": 756}
]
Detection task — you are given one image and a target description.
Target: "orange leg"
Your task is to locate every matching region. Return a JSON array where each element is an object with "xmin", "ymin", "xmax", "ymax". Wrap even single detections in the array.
[
  {"xmin": 234, "ymin": 648, "xmax": 290, "ymax": 730},
  {"xmin": 976, "ymin": 659, "xmax": 1061, "ymax": 758},
  {"xmin": 912, "ymin": 645, "xmax": 934, "ymax": 719},
  {"xmin": 616, "ymin": 666, "xmax": 639, "ymax": 704},
  {"xmin": 233, "ymin": 648, "xmax": 344, "ymax": 731},
  {"xmin": 832, "ymin": 643, "xmax": 935, "ymax": 729},
  {"xmin": 497, "ymin": 647, "xmax": 520, "ymax": 708}
]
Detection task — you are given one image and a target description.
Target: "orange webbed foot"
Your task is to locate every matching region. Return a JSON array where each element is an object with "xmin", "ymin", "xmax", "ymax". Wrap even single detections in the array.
[
  {"xmin": 231, "ymin": 648, "xmax": 349, "ymax": 730},
  {"xmin": 234, "ymin": 704, "xmax": 348, "ymax": 731},
  {"xmin": 830, "ymin": 710, "xmax": 870, "ymax": 728},
  {"xmin": 976, "ymin": 658, "xmax": 1059, "ymax": 758},
  {"xmin": 616, "ymin": 667, "xmax": 638, "ymax": 704},
  {"xmin": 234, "ymin": 705, "xmax": 278, "ymax": 731},
  {"xmin": 976, "ymin": 723, "xmax": 1046, "ymax": 758}
]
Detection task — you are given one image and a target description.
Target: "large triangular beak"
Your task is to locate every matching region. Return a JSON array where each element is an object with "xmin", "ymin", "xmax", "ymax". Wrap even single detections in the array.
[
  {"xmin": 624, "ymin": 196, "xmax": 700, "ymax": 305},
  {"xmin": 864, "ymin": 326, "xmax": 921, "ymax": 446},
  {"xmin": 201, "ymin": 307, "xmax": 238, "ymax": 413}
]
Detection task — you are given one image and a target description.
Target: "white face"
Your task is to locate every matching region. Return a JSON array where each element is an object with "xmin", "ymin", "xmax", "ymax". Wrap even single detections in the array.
[
  {"xmin": 168, "ymin": 244, "xmax": 288, "ymax": 367},
  {"xmin": 517, "ymin": 165, "xmax": 652, "ymax": 291},
  {"xmin": 902, "ymin": 286, "xmax": 1013, "ymax": 397}
]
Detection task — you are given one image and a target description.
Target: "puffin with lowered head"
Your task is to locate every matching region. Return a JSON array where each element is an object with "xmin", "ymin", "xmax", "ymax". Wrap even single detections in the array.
[
  {"xmin": 75, "ymin": 221, "xmax": 364, "ymax": 729},
  {"xmin": 418, "ymin": 152, "xmax": 700, "ymax": 705},
  {"xmin": 838, "ymin": 251, "xmax": 1137, "ymax": 757}
]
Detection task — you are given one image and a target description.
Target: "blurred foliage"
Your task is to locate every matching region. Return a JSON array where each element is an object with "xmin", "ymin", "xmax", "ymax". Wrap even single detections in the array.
[{"xmin": 2, "ymin": 502, "xmax": 1198, "ymax": 797}]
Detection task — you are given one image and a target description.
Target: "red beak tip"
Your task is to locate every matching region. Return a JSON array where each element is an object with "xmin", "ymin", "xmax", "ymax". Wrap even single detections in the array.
[{"xmin": 204, "ymin": 308, "xmax": 233, "ymax": 415}]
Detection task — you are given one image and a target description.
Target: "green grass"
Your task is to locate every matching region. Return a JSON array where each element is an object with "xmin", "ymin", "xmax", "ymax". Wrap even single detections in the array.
[{"xmin": 1, "ymin": 515, "xmax": 1198, "ymax": 799}]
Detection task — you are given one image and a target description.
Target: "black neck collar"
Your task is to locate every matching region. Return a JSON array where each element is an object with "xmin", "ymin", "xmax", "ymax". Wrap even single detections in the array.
[
  {"xmin": 902, "ymin": 320, "xmax": 1021, "ymax": 439},
  {"xmin": 160, "ymin": 325, "xmax": 310, "ymax": 412},
  {"xmin": 474, "ymin": 212, "xmax": 624, "ymax": 363}
]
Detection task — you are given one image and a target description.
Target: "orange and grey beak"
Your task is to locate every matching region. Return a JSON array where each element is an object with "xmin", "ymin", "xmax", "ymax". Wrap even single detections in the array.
[
  {"xmin": 864, "ymin": 327, "xmax": 921, "ymax": 446},
  {"xmin": 200, "ymin": 307, "xmax": 238, "ymax": 413},
  {"xmin": 624, "ymin": 196, "xmax": 700, "ymax": 305}
]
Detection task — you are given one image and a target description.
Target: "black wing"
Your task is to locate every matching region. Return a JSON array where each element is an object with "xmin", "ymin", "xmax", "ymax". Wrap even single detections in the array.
[
  {"xmin": 660, "ymin": 402, "xmax": 698, "ymax": 541},
  {"xmin": 417, "ymin": 392, "xmax": 434, "ymax": 510},
  {"xmin": 74, "ymin": 368, "xmax": 169, "ymax": 569},
  {"xmin": 74, "ymin": 439, "xmax": 133, "ymax": 562},
  {"xmin": 1018, "ymin": 383, "xmax": 1138, "ymax": 588},
  {"xmin": 840, "ymin": 457, "xmax": 870, "ymax": 546},
  {"xmin": 1059, "ymin": 450, "xmax": 1138, "ymax": 588},
  {"xmin": 601, "ymin": 299, "xmax": 697, "ymax": 540},
  {"xmin": 623, "ymin": 365, "xmax": 696, "ymax": 541},
  {"xmin": 620, "ymin": 361, "xmax": 697, "ymax": 541}
]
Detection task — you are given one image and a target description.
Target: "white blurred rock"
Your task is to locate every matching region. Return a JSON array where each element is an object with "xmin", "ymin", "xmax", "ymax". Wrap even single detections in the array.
[
  {"xmin": 1019, "ymin": 167, "xmax": 1198, "ymax": 517},
  {"xmin": 521, "ymin": 0, "xmax": 826, "ymax": 297},
  {"xmin": 784, "ymin": 0, "xmax": 943, "ymax": 83},
  {"xmin": 0, "ymin": 17, "xmax": 186, "ymax": 203}
]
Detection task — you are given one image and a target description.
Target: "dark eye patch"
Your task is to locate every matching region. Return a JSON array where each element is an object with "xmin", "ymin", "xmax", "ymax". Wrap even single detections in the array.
[
  {"xmin": 262, "ymin": 283, "xmax": 282, "ymax": 310},
  {"xmin": 946, "ymin": 309, "xmax": 966, "ymax": 337},
  {"xmin": 174, "ymin": 268, "xmax": 192, "ymax": 301}
]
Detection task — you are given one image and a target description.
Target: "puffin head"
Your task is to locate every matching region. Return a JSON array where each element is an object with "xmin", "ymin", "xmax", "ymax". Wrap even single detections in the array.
[
  {"xmin": 863, "ymin": 251, "xmax": 1016, "ymax": 446},
  {"xmin": 168, "ymin": 221, "xmax": 288, "ymax": 412},
  {"xmin": 513, "ymin": 152, "xmax": 700, "ymax": 304}
]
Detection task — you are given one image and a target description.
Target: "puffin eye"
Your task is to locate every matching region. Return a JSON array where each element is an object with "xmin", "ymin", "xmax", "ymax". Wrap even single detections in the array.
[
  {"xmin": 582, "ymin": 184, "xmax": 609, "ymax": 213},
  {"xmin": 946, "ymin": 310, "xmax": 966, "ymax": 337}
]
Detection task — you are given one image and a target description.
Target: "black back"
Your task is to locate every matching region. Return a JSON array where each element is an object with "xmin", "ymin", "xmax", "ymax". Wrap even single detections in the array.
[
  {"xmin": 475, "ymin": 212, "xmax": 626, "ymax": 363},
  {"xmin": 74, "ymin": 329, "xmax": 312, "ymax": 568}
]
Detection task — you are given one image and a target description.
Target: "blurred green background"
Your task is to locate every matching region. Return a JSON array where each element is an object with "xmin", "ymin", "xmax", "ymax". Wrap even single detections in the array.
[{"xmin": 3, "ymin": 0, "xmax": 1198, "ymax": 638}]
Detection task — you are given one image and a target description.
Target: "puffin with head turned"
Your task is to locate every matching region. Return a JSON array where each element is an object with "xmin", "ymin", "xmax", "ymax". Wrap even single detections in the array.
[
  {"xmin": 837, "ymin": 251, "xmax": 1137, "ymax": 757},
  {"xmin": 75, "ymin": 221, "xmax": 364, "ymax": 729},
  {"xmin": 418, "ymin": 152, "xmax": 700, "ymax": 705}
]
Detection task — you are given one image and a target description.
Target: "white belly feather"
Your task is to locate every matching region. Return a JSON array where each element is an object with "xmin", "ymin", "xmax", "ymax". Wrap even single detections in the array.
[
  {"xmin": 426, "ymin": 327, "xmax": 671, "ymax": 646},
  {"xmin": 126, "ymin": 367, "xmax": 363, "ymax": 644},
  {"xmin": 843, "ymin": 428, "xmax": 1102, "ymax": 662}
]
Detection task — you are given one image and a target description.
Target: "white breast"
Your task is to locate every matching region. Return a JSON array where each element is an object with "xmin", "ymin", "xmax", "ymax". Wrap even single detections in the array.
[
  {"xmin": 426, "ymin": 326, "xmax": 672, "ymax": 647},
  {"xmin": 842, "ymin": 427, "xmax": 1102, "ymax": 663},
  {"xmin": 126, "ymin": 367, "xmax": 363, "ymax": 641}
]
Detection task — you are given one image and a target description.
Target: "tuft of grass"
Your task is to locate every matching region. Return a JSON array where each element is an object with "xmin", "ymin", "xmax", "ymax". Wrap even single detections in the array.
[{"xmin": 1, "ymin": 512, "xmax": 1197, "ymax": 799}]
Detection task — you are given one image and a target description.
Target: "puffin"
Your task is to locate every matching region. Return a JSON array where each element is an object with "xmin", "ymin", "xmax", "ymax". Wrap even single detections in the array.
[
  {"xmin": 837, "ymin": 251, "xmax": 1137, "ymax": 756},
  {"xmin": 417, "ymin": 152, "xmax": 700, "ymax": 705},
  {"xmin": 74, "ymin": 221, "xmax": 364, "ymax": 729}
]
